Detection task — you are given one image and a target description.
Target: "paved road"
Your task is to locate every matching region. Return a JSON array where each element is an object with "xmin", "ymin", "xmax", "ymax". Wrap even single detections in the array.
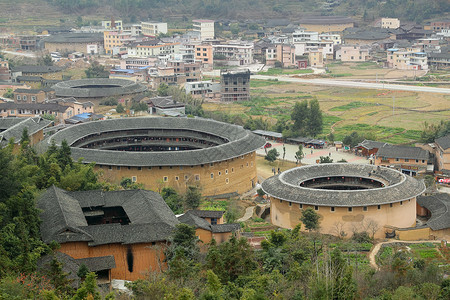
[
  {"xmin": 251, "ymin": 75, "xmax": 450, "ymax": 94},
  {"xmin": 237, "ymin": 206, "xmax": 255, "ymax": 222},
  {"xmin": 2, "ymin": 50, "xmax": 37, "ymax": 58}
]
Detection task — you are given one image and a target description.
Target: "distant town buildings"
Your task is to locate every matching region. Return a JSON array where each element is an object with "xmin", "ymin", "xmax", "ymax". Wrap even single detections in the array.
[
  {"xmin": 381, "ymin": 18, "xmax": 400, "ymax": 29},
  {"xmin": 141, "ymin": 21, "xmax": 168, "ymax": 37},
  {"xmin": 193, "ymin": 19, "xmax": 215, "ymax": 41}
]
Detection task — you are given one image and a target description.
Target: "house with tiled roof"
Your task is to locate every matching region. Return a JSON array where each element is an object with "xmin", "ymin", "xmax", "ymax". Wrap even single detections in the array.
[
  {"xmin": 435, "ymin": 134, "xmax": 450, "ymax": 171},
  {"xmin": 38, "ymin": 186, "xmax": 180, "ymax": 281},
  {"xmin": 0, "ymin": 117, "xmax": 52, "ymax": 152},
  {"xmin": 375, "ymin": 144, "xmax": 431, "ymax": 176},
  {"xmin": 178, "ymin": 210, "xmax": 240, "ymax": 246}
]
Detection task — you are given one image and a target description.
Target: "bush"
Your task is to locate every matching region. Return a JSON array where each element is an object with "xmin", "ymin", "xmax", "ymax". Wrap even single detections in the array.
[
  {"xmin": 100, "ymin": 98, "xmax": 118, "ymax": 106},
  {"xmin": 352, "ymin": 231, "xmax": 371, "ymax": 243}
]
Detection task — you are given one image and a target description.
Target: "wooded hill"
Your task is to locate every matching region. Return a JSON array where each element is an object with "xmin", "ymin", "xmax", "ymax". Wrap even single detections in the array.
[{"xmin": 4, "ymin": 0, "xmax": 449, "ymax": 25}]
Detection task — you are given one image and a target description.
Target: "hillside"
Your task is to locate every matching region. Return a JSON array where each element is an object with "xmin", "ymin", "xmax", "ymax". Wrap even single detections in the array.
[{"xmin": 0, "ymin": 0, "xmax": 448, "ymax": 32}]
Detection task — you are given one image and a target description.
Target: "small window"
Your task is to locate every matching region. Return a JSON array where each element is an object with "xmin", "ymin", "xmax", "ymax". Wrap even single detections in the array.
[
  {"xmin": 16, "ymin": 95, "xmax": 21, "ymax": 100},
  {"xmin": 159, "ymin": 166, "xmax": 162, "ymax": 169},
  {"xmin": 400, "ymin": 201, "xmax": 403, "ymax": 205},
  {"xmin": 175, "ymin": 176, "xmax": 179, "ymax": 181},
  {"xmin": 289, "ymin": 202, "xmax": 292, "ymax": 207},
  {"xmin": 231, "ymin": 168, "xmax": 234, "ymax": 173},
  {"xmin": 279, "ymin": 199, "xmax": 282, "ymax": 203},
  {"xmin": 299, "ymin": 204, "xmax": 303, "ymax": 209},
  {"xmin": 128, "ymin": 166, "xmax": 131, "ymax": 170},
  {"xmin": 363, "ymin": 206, "xmax": 368, "ymax": 211},
  {"xmin": 377, "ymin": 205, "xmax": 381, "ymax": 210},
  {"xmin": 210, "ymin": 163, "xmax": 214, "ymax": 167},
  {"xmin": 148, "ymin": 166, "xmax": 152, "ymax": 170},
  {"xmin": 132, "ymin": 176, "xmax": 137, "ymax": 182},
  {"xmin": 314, "ymin": 206, "xmax": 319, "ymax": 211},
  {"xmin": 163, "ymin": 176, "xmax": 168, "ymax": 182},
  {"xmin": 210, "ymin": 173, "xmax": 214, "ymax": 179},
  {"xmin": 330, "ymin": 207, "xmax": 335, "ymax": 212},
  {"xmin": 179, "ymin": 166, "xmax": 183, "ymax": 170},
  {"xmin": 415, "ymin": 159, "xmax": 419, "ymax": 163},
  {"xmin": 405, "ymin": 159, "xmax": 409, "ymax": 162},
  {"xmin": 348, "ymin": 207, "xmax": 353, "ymax": 212},
  {"xmin": 218, "ymin": 171, "xmax": 221, "ymax": 176},
  {"xmin": 108, "ymin": 166, "xmax": 112, "ymax": 170},
  {"xmin": 117, "ymin": 166, "xmax": 121, "ymax": 170},
  {"xmin": 138, "ymin": 167, "xmax": 142, "ymax": 170},
  {"xmin": 184, "ymin": 175, "xmax": 188, "ymax": 181},
  {"xmin": 395, "ymin": 158, "xmax": 399, "ymax": 161},
  {"xmin": 195, "ymin": 175, "xmax": 200, "ymax": 181},
  {"xmin": 422, "ymin": 160, "xmax": 425, "ymax": 163},
  {"xmin": 390, "ymin": 203, "xmax": 393, "ymax": 208},
  {"xmin": 225, "ymin": 178, "xmax": 229, "ymax": 184},
  {"xmin": 225, "ymin": 169, "xmax": 228, "ymax": 174}
]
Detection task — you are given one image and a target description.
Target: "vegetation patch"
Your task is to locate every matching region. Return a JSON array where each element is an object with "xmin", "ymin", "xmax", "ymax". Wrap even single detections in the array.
[
  {"xmin": 330, "ymin": 101, "xmax": 376, "ymax": 111},
  {"xmin": 250, "ymin": 79, "xmax": 285, "ymax": 88},
  {"xmin": 258, "ymin": 68, "xmax": 313, "ymax": 76}
]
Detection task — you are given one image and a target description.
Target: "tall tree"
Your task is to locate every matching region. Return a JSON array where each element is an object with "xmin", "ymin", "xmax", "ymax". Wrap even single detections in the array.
[
  {"xmin": 291, "ymin": 100, "xmax": 309, "ymax": 135},
  {"xmin": 300, "ymin": 208, "xmax": 320, "ymax": 232},
  {"xmin": 307, "ymin": 99, "xmax": 323, "ymax": 137}
]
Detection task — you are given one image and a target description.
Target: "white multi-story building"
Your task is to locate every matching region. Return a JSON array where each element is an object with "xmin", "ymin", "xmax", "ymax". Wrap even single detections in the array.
[
  {"xmin": 127, "ymin": 41, "xmax": 180, "ymax": 58},
  {"xmin": 193, "ymin": 19, "xmax": 215, "ymax": 41},
  {"xmin": 102, "ymin": 20, "xmax": 123, "ymax": 30},
  {"xmin": 292, "ymin": 28, "xmax": 319, "ymax": 43},
  {"xmin": 291, "ymin": 28, "xmax": 334, "ymax": 57},
  {"xmin": 141, "ymin": 21, "xmax": 168, "ymax": 37},
  {"xmin": 213, "ymin": 42, "xmax": 254, "ymax": 66},
  {"xmin": 386, "ymin": 48, "xmax": 428, "ymax": 70},
  {"xmin": 381, "ymin": 18, "xmax": 400, "ymax": 29},
  {"xmin": 319, "ymin": 33, "xmax": 341, "ymax": 45}
]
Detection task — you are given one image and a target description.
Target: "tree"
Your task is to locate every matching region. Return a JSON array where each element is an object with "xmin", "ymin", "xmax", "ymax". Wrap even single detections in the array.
[
  {"xmin": 85, "ymin": 61, "xmax": 109, "ymax": 78},
  {"xmin": 319, "ymin": 156, "xmax": 333, "ymax": 163},
  {"xmin": 161, "ymin": 187, "xmax": 183, "ymax": 214},
  {"xmin": 157, "ymin": 83, "xmax": 169, "ymax": 96},
  {"xmin": 116, "ymin": 103, "xmax": 125, "ymax": 114},
  {"xmin": 56, "ymin": 140, "xmax": 72, "ymax": 170},
  {"xmin": 77, "ymin": 264, "xmax": 89, "ymax": 279},
  {"xmin": 300, "ymin": 208, "xmax": 320, "ymax": 232},
  {"xmin": 39, "ymin": 54, "xmax": 53, "ymax": 66},
  {"xmin": 3, "ymin": 88, "xmax": 13, "ymax": 99},
  {"xmin": 295, "ymin": 145, "xmax": 304, "ymax": 164},
  {"xmin": 265, "ymin": 148, "xmax": 279, "ymax": 163},
  {"xmin": 291, "ymin": 100, "xmax": 309, "ymax": 135},
  {"xmin": 185, "ymin": 186, "xmax": 201, "ymax": 209},
  {"xmin": 307, "ymin": 99, "xmax": 323, "ymax": 137},
  {"xmin": 72, "ymin": 272, "xmax": 101, "ymax": 300}
]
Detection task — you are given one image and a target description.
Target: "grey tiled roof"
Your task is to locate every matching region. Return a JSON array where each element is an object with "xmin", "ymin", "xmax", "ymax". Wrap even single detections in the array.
[
  {"xmin": 48, "ymin": 117, "xmax": 266, "ymax": 167},
  {"xmin": 178, "ymin": 213, "xmax": 212, "ymax": 231},
  {"xmin": 261, "ymin": 164, "xmax": 425, "ymax": 207},
  {"xmin": 435, "ymin": 134, "xmax": 450, "ymax": 150},
  {"xmin": 376, "ymin": 145, "xmax": 429, "ymax": 160},
  {"xmin": 52, "ymin": 78, "xmax": 147, "ymax": 98},
  {"xmin": 76, "ymin": 256, "xmax": 116, "ymax": 271},
  {"xmin": 44, "ymin": 33, "xmax": 104, "ymax": 44},
  {"xmin": 146, "ymin": 96, "xmax": 186, "ymax": 109},
  {"xmin": 0, "ymin": 117, "xmax": 52, "ymax": 145},
  {"xmin": 38, "ymin": 186, "xmax": 179, "ymax": 245},
  {"xmin": 211, "ymin": 223, "xmax": 240, "ymax": 233},
  {"xmin": 189, "ymin": 210, "xmax": 225, "ymax": 219},
  {"xmin": 416, "ymin": 193, "xmax": 450, "ymax": 230},
  {"xmin": 12, "ymin": 65, "xmax": 62, "ymax": 73},
  {"xmin": 0, "ymin": 102, "xmax": 71, "ymax": 113},
  {"xmin": 357, "ymin": 139, "xmax": 388, "ymax": 150}
]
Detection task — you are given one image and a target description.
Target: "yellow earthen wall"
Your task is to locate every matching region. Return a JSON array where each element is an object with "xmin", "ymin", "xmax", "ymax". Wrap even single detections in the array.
[
  {"xmin": 96, "ymin": 152, "xmax": 258, "ymax": 196},
  {"xmin": 299, "ymin": 23, "xmax": 353, "ymax": 33},
  {"xmin": 270, "ymin": 196, "xmax": 417, "ymax": 239},
  {"xmin": 59, "ymin": 241, "xmax": 166, "ymax": 281}
]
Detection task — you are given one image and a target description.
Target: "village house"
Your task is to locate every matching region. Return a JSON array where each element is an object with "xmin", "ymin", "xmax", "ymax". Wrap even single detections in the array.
[
  {"xmin": 11, "ymin": 65, "xmax": 63, "ymax": 82},
  {"xmin": 141, "ymin": 21, "xmax": 168, "ymax": 37},
  {"xmin": 144, "ymin": 96, "xmax": 186, "ymax": 116},
  {"xmin": 195, "ymin": 44, "xmax": 214, "ymax": 70},
  {"xmin": 178, "ymin": 210, "xmax": 240, "ymax": 247},
  {"xmin": 127, "ymin": 41, "xmax": 180, "ymax": 58},
  {"xmin": 166, "ymin": 60, "xmax": 202, "ymax": 82},
  {"xmin": 381, "ymin": 18, "xmax": 401, "ymax": 29},
  {"xmin": 386, "ymin": 48, "xmax": 428, "ymax": 70},
  {"xmin": 220, "ymin": 69, "xmax": 250, "ymax": 102},
  {"xmin": 184, "ymin": 80, "xmax": 221, "ymax": 100},
  {"xmin": 435, "ymin": 134, "xmax": 450, "ymax": 172},
  {"xmin": 308, "ymin": 50, "xmax": 324, "ymax": 67},
  {"xmin": 0, "ymin": 59, "xmax": 11, "ymax": 82},
  {"xmin": 104, "ymin": 30, "xmax": 135, "ymax": 55},
  {"xmin": 13, "ymin": 88, "xmax": 51, "ymax": 103},
  {"xmin": 265, "ymin": 44, "xmax": 296, "ymax": 68},
  {"xmin": 0, "ymin": 117, "xmax": 52, "ymax": 152},
  {"xmin": 337, "ymin": 45, "xmax": 371, "ymax": 62},
  {"xmin": 43, "ymin": 33, "xmax": 104, "ymax": 55},
  {"xmin": 193, "ymin": 19, "xmax": 215, "ymax": 41},
  {"xmin": 213, "ymin": 42, "xmax": 254, "ymax": 66},
  {"xmin": 298, "ymin": 16, "xmax": 354, "ymax": 33},
  {"xmin": 375, "ymin": 144, "xmax": 430, "ymax": 176}
]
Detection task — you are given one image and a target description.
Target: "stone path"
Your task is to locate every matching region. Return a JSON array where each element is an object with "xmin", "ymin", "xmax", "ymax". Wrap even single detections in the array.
[
  {"xmin": 368, "ymin": 239, "xmax": 440, "ymax": 270},
  {"xmin": 237, "ymin": 206, "xmax": 255, "ymax": 222}
]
